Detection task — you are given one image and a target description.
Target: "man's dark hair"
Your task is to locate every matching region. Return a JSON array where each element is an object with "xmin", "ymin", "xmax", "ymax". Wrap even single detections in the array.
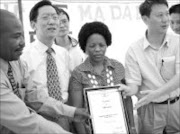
[
  {"xmin": 29, "ymin": 0, "xmax": 57, "ymax": 22},
  {"xmin": 169, "ymin": 4, "xmax": 180, "ymax": 15},
  {"xmin": 54, "ymin": 7, "xmax": 70, "ymax": 21},
  {"xmin": 139, "ymin": 0, "xmax": 168, "ymax": 17},
  {"xmin": 78, "ymin": 21, "xmax": 112, "ymax": 53}
]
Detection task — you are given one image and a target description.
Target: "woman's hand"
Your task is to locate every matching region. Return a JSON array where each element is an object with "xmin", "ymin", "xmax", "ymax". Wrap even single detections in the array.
[
  {"xmin": 74, "ymin": 108, "xmax": 90, "ymax": 122},
  {"xmin": 118, "ymin": 84, "xmax": 138, "ymax": 97}
]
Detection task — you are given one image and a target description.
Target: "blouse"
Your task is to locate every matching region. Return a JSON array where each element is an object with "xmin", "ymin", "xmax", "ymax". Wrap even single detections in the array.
[{"xmin": 69, "ymin": 56, "xmax": 136, "ymax": 134}]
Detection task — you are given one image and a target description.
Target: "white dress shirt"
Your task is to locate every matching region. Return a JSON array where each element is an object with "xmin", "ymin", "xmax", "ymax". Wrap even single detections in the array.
[
  {"xmin": 21, "ymin": 39, "xmax": 70, "ymax": 102},
  {"xmin": 67, "ymin": 36, "xmax": 86, "ymax": 72}
]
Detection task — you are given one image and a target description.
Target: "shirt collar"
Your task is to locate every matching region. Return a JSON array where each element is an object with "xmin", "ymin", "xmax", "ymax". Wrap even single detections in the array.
[
  {"xmin": 0, "ymin": 58, "xmax": 9, "ymax": 74},
  {"xmin": 79, "ymin": 56, "xmax": 116, "ymax": 72},
  {"xmin": 69, "ymin": 36, "xmax": 78, "ymax": 47},
  {"xmin": 54, "ymin": 36, "xmax": 78, "ymax": 49},
  {"xmin": 51, "ymin": 44, "xmax": 57, "ymax": 54},
  {"xmin": 143, "ymin": 30, "xmax": 169, "ymax": 50},
  {"xmin": 34, "ymin": 39, "xmax": 56, "ymax": 54}
]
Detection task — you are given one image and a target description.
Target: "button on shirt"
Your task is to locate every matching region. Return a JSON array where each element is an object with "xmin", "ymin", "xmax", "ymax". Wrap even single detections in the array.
[
  {"xmin": 21, "ymin": 39, "xmax": 70, "ymax": 102},
  {"xmin": 125, "ymin": 32, "xmax": 180, "ymax": 102}
]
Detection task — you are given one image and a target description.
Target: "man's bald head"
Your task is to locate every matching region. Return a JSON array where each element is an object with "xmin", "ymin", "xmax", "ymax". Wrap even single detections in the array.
[
  {"xmin": 0, "ymin": 9, "xmax": 16, "ymax": 19},
  {"xmin": 0, "ymin": 9, "xmax": 20, "ymax": 36},
  {"xmin": 0, "ymin": 9, "xmax": 25, "ymax": 61}
]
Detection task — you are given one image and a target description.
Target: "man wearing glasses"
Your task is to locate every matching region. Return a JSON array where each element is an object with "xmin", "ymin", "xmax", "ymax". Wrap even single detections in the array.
[{"xmin": 21, "ymin": 0, "xmax": 89, "ymax": 132}]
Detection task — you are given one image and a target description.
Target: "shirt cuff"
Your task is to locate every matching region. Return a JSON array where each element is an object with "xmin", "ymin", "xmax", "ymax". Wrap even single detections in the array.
[{"xmin": 62, "ymin": 104, "xmax": 76, "ymax": 118}]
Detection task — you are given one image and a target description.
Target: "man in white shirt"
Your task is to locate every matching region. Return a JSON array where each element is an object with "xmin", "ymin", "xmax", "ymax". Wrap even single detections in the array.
[
  {"xmin": 0, "ymin": 9, "xmax": 89, "ymax": 134},
  {"xmin": 54, "ymin": 8, "xmax": 86, "ymax": 72},
  {"xmin": 21, "ymin": 0, "xmax": 89, "ymax": 132},
  {"xmin": 133, "ymin": 3, "xmax": 180, "ymax": 113},
  {"xmin": 119, "ymin": 0, "xmax": 180, "ymax": 133}
]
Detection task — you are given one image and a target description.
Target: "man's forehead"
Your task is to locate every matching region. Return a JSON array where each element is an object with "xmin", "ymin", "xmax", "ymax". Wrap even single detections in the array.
[
  {"xmin": 150, "ymin": 5, "xmax": 168, "ymax": 15},
  {"xmin": 151, "ymin": 4, "xmax": 168, "ymax": 11},
  {"xmin": 38, "ymin": 5, "xmax": 57, "ymax": 15},
  {"xmin": 0, "ymin": 10, "xmax": 19, "ymax": 31},
  {"xmin": 59, "ymin": 13, "xmax": 68, "ymax": 18},
  {"xmin": 0, "ymin": 10, "xmax": 16, "ymax": 21}
]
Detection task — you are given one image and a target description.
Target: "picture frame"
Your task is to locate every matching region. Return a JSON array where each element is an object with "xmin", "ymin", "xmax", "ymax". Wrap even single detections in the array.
[{"xmin": 84, "ymin": 85, "xmax": 130, "ymax": 134}]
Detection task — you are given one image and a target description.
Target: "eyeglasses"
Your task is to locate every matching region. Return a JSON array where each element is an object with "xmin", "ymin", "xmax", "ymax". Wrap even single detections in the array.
[
  {"xmin": 39, "ymin": 14, "xmax": 59, "ymax": 21},
  {"xmin": 59, "ymin": 19, "xmax": 69, "ymax": 25}
]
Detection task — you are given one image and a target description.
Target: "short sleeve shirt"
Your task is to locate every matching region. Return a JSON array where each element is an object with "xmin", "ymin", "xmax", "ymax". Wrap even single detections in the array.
[
  {"xmin": 69, "ymin": 57, "xmax": 125, "ymax": 104},
  {"xmin": 125, "ymin": 32, "xmax": 180, "ymax": 102}
]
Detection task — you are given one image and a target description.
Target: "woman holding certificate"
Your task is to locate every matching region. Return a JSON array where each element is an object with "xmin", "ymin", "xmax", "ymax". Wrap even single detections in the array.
[{"xmin": 68, "ymin": 21, "xmax": 136, "ymax": 134}]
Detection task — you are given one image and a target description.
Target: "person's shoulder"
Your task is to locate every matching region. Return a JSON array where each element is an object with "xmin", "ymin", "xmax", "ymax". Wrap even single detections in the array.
[
  {"xmin": 73, "ymin": 61, "xmax": 85, "ymax": 71},
  {"xmin": 24, "ymin": 41, "xmax": 36, "ymax": 50},
  {"xmin": 21, "ymin": 48, "xmax": 33, "ymax": 62},
  {"xmin": 107, "ymin": 58, "xmax": 124, "ymax": 69},
  {"xmin": 53, "ymin": 44, "xmax": 69, "ymax": 57},
  {"xmin": 22, "ymin": 41, "xmax": 36, "ymax": 56},
  {"xmin": 69, "ymin": 36, "xmax": 78, "ymax": 47},
  {"xmin": 167, "ymin": 32, "xmax": 180, "ymax": 41},
  {"xmin": 107, "ymin": 58, "xmax": 125, "ymax": 78},
  {"xmin": 54, "ymin": 44, "xmax": 68, "ymax": 52},
  {"xmin": 10, "ymin": 60, "xmax": 25, "ymax": 74},
  {"xmin": 71, "ymin": 58, "xmax": 89, "ymax": 76},
  {"xmin": 109, "ymin": 58, "xmax": 121, "ymax": 64},
  {"xmin": 126, "ymin": 37, "xmax": 145, "ymax": 56},
  {"xmin": 70, "ymin": 62, "xmax": 84, "ymax": 79},
  {"xmin": 166, "ymin": 32, "xmax": 180, "ymax": 47},
  {"xmin": 131, "ymin": 37, "xmax": 144, "ymax": 48}
]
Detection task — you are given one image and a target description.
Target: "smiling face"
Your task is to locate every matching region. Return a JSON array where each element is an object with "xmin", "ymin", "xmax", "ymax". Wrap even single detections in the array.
[
  {"xmin": 0, "ymin": 11, "xmax": 25, "ymax": 61},
  {"xmin": 31, "ymin": 5, "xmax": 59, "ymax": 41},
  {"xmin": 170, "ymin": 13, "xmax": 180, "ymax": 34},
  {"xmin": 143, "ymin": 4, "xmax": 169, "ymax": 34},
  {"xmin": 85, "ymin": 33, "xmax": 107, "ymax": 64}
]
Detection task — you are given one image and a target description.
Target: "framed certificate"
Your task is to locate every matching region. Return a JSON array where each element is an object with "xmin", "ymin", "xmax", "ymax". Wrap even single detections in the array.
[{"xmin": 84, "ymin": 85, "xmax": 130, "ymax": 134}]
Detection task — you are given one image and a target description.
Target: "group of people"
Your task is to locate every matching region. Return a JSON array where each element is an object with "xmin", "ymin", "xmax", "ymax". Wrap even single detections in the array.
[
  {"xmin": 0, "ymin": 0, "xmax": 179, "ymax": 134},
  {"xmin": 0, "ymin": 1, "xmax": 88, "ymax": 134}
]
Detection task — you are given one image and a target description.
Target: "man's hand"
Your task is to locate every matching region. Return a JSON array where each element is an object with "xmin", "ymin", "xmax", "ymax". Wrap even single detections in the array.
[
  {"xmin": 134, "ymin": 90, "xmax": 159, "ymax": 110},
  {"xmin": 118, "ymin": 84, "xmax": 136, "ymax": 97},
  {"xmin": 74, "ymin": 108, "xmax": 90, "ymax": 122}
]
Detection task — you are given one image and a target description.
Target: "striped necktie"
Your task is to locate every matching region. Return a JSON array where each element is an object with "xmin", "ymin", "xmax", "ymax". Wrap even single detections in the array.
[
  {"xmin": 46, "ymin": 48, "xmax": 62, "ymax": 101},
  {"xmin": 7, "ymin": 62, "xmax": 21, "ymax": 98}
]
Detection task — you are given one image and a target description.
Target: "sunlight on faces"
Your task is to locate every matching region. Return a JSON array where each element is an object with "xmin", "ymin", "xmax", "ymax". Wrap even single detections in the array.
[
  {"xmin": 32, "ymin": 6, "xmax": 59, "ymax": 41},
  {"xmin": 85, "ymin": 33, "xmax": 107, "ymax": 64},
  {"xmin": 144, "ymin": 4, "xmax": 169, "ymax": 34},
  {"xmin": 170, "ymin": 13, "xmax": 180, "ymax": 34}
]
